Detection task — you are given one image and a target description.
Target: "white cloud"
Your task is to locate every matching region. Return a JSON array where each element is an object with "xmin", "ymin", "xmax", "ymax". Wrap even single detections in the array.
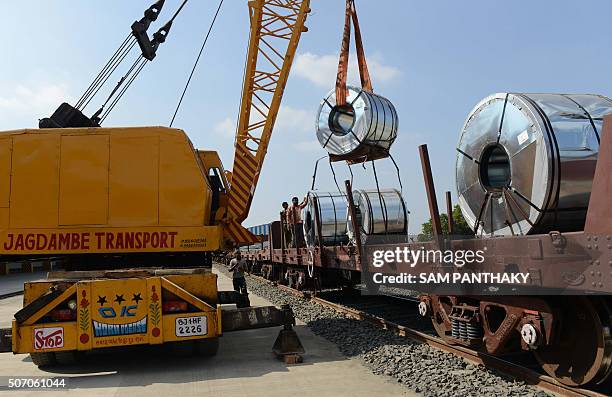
[
  {"xmin": 0, "ymin": 83, "xmax": 72, "ymax": 129},
  {"xmin": 213, "ymin": 105, "xmax": 315, "ymax": 139},
  {"xmin": 293, "ymin": 140, "xmax": 323, "ymax": 153},
  {"xmin": 276, "ymin": 105, "xmax": 314, "ymax": 134},
  {"xmin": 213, "ymin": 116, "xmax": 236, "ymax": 138},
  {"xmin": 293, "ymin": 52, "xmax": 401, "ymax": 88}
]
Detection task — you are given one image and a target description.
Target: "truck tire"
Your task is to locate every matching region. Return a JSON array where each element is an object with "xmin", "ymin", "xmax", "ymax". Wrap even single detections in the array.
[
  {"xmin": 165, "ymin": 341, "xmax": 196, "ymax": 357},
  {"xmin": 55, "ymin": 351, "xmax": 83, "ymax": 364},
  {"xmin": 30, "ymin": 352, "xmax": 56, "ymax": 367},
  {"xmin": 195, "ymin": 338, "xmax": 219, "ymax": 356}
]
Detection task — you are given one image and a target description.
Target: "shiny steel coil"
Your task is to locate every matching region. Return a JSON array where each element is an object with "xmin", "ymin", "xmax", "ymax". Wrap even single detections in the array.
[
  {"xmin": 302, "ymin": 191, "xmax": 349, "ymax": 247},
  {"xmin": 347, "ymin": 188, "xmax": 408, "ymax": 242},
  {"xmin": 456, "ymin": 93, "xmax": 612, "ymax": 236},
  {"xmin": 316, "ymin": 86, "xmax": 398, "ymax": 159}
]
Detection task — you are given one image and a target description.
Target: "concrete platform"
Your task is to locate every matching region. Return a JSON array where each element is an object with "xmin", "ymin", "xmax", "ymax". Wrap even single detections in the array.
[{"xmin": 0, "ymin": 267, "xmax": 413, "ymax": 397}]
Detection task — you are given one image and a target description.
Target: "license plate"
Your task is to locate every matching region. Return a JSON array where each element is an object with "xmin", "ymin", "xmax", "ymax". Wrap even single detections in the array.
[{"xmin": 175, "ymin": 316, "xmax": 207, "ymax": 337}]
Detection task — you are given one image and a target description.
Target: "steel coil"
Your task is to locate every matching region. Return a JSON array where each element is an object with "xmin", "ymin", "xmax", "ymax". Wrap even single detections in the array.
[
  {"xmin": 316, "ymin": 86, "xmax": 398, "ymax": 159},
  {"xmin": 302, "ymin": 191, "xmax": 349, "ymax": 247},
  {"xmin": 347, "ymin": 188, "xmax": 408, "ymax": 242},
  {"xmin": 456, "ymin": 93, "xmax": 612, "ymax": 236}
]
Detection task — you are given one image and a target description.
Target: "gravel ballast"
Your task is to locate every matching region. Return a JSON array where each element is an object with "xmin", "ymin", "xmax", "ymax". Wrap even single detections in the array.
[{"xmin": 217, "ymin": 265, "xmax": 549, "ymax": 397}]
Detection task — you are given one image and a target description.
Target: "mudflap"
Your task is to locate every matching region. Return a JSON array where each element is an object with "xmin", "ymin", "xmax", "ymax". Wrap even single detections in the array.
[{"xmin": 222, "ymin": 304, "xmax": 304, "ymax": 363}]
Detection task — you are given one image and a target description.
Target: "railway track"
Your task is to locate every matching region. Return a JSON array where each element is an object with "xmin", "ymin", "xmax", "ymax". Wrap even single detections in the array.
[{"xmin": 248, "ymin": 273, "xmax": 609, "ymax": 397}]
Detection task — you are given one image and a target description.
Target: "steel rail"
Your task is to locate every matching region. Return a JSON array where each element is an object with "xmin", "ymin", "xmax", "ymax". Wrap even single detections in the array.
[{"xmin": 247, "ymin": 273, "xmax": 608, "ymax": 397}]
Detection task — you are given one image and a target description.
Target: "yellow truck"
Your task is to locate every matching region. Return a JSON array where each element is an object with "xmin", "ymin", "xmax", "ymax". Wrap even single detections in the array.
[
  {"xmin": 0, "ymin": 0, "xmax": 310, "ymax": 364},
  {"xmin": 11, "ymin": 267, "xmax": 301, "ymax": 365}
]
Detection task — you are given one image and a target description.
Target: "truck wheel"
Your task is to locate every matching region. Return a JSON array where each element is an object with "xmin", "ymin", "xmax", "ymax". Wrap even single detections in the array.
[
  {"xmin": 55, "ymin": 351, "xmax": 83, "ymax": 364},
  {"xmin": 30, "ymin": 352, "xmax": 56, "ymax": 367},
  {"xmin": 165, "ymin": 341, "xmax": 196, "ymax": 357},
  {"xmin": 195, "ymin": 338, "xmax": 219, "ymax": 356}
]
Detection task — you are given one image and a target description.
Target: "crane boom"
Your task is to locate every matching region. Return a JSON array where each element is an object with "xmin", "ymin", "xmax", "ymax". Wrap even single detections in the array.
[{"xmin": 224, "ymin": 0, "xmax": 310, "ymax": 243}]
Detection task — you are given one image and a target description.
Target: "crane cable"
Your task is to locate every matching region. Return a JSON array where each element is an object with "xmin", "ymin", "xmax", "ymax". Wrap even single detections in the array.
[
  {"xmin": 97, "ymin": 0, "xmax": 192, "ymax": 123},
  {"xmin": 169, "ymin": 0, "xmax": 224, "ymax": 127},
  {"xmin": 76, "ymin": 34, "xmax": 137, "ymax": 110}
]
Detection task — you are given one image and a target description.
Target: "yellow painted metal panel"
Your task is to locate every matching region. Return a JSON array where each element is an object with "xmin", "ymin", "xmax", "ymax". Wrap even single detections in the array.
[
  {"xmin": 90, "ymin": 278, "xmax": 150, "ymax": 349},
  {"xmin": 0, "ymin": 138, "xmax": 12, "ymax": 208},
  {"xmin": 147, "ymin": 277, "xmax": 163, "ymax": 344},
  {"xmin": 10, "ymin": 134, "xmax": 60, "ymax": 228},
  {"xmin": 159, "ymin": 134, "xmax": 208, "ymax": 226},
  {"xmin": 0, "ymin": 127, "xmax": 224, "ymax": 255},
  {"xmin": 163, "ymin": 272, "xmax": 218, "ymax": 303},
  {"xmin": 59, "ymin": 134, "xmax": 109, "ymax": 225},
  {"xmin": 109, "ymin": 135, "xmax": 159, "ymax": 226},
  {"xmin": 12, "ymin": 320, "xmax": 78, "ymax": 354},
  {"xmin": 162, "ymin": 312, "xmax": 217, "ymax": 342},
  {"xmin": 0, "ymin": 225, "xmax": 222, "ymax": 254},
  {"xmin": 76, "ymin": 283, "xmax": 93, "ymax": 350}
]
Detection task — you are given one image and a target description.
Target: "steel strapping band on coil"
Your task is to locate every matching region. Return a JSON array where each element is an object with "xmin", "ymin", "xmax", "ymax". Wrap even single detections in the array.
[
  {"xmin": 347, "ymin": 188, "xmax": 408, "ymax": 243},
  {"xmin": 456, "ymin": 92, "xmax": 612, "ymax": 236},
  {"xmin": 302, "ymin": 191, "xmax": 349, "ymax": 247},
  {"xmin": 316, "ymin": 86, "xmax": 398, "ymax": 162}
]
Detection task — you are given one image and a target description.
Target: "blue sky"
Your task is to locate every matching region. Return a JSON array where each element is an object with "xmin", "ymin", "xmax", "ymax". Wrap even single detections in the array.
[{"xmin": 2, "ymin": 1, "xmax": 612, "ymax": 231}]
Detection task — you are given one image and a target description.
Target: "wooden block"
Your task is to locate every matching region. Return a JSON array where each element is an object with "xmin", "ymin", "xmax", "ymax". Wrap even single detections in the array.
[{"xmin": 281, "ymin": 354, "xmax": 303, "ymax": 364}]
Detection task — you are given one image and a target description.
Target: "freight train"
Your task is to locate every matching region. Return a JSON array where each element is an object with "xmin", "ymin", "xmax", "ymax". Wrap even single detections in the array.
[{"xmin": 238, "ymin": 94, "xmax": 612, "ymax": 388}]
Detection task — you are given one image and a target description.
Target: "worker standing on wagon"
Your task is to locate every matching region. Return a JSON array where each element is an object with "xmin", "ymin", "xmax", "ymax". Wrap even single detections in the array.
[
  {"xmin": 281, "ymin": 201, "xmax": 291, "ymax": 249},
  {"xmin": 229, "ymin": 251, "xmax": 248, "ymax": 294},
  {"xmin": 287, "ymin": 195, "xmax": 307, "ymax": 247}
]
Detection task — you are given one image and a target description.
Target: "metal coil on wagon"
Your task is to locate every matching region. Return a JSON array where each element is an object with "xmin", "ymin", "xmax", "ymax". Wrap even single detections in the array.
[
  {"xmin": 302, "ymin": 191, "xmax": 349, "ymax": 247},
  {"xmin": 456, "ymin": 92, "xmax": 612, "ymax": 236},
  {"xmin": 347, "ymin": 189, "xmax": 408, "ymax": 242},
  {"xmin": 316, "ymin": 86, "xmax": 399, "ymax": 162}
]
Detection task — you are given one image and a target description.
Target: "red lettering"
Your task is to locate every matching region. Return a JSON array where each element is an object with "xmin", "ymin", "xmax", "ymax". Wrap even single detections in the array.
[
  {"xmin": 36, "ymin": 234, "xmax": 48, "ymax": 250},
  {"xmin": 135, "ymin": 232, "xmax": 142, "ymax": 249},
  {"xmin": 59, "ymin": 234, "xmax": 70, "ymax": 250},
  {"xmin": 151, "ymin": 232, "xmax": 159, "ymax": 248},
  {"xmin": 105, "ymin": 233, "xmax": 114, "ymax": 249},
  {"xmin": 125, "ymin": 232, "xmax": 134, "ymax": 249},
  {"xmin": 143, "ymin": 232, "xmax": 151, "ymax": 248},
  {"xmin": 81, "ymin": 233, "xmax": 90, "ymax": 249},
  {"xmin": 70, "ymin": 233, "xmax": 80, "ymax": 250},
  {"xmin": 159, "ymin": 232, "xmax": 168, "ymax": 248},
  {"xmin": 95, "ymin": 232, "xmax": 104, "ymax": 249},
  {"xmin": 168, "ymin": 232, "xmax": 178, "ymax": 248},
  {"xmin": 34, "ymin": 330, "xmax": 44, "ymax": 349},
  {"xmin": 25, "ymin": 234, "xmax": 35, "ymax": 250},
  {"xmin": 3, "ymin": 233, "xmax": 14, "ymax": 250},
  {"xmin": 48, "ymin": 234, "xmax": 57, "ymax": 250},
  {"xmin": 15, "ymin": 234, "xmax": 24, "ymax": 250},
  {"xmin": 34, "ymin": 328, "xmax": 64, "ymax": 350},
  {"xmin": 115, "ymin": 232, "xmax": 124, "ymax": 249}
]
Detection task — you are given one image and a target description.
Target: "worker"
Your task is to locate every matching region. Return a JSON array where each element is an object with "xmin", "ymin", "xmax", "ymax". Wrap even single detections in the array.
[
  {"xmin": 229, "ymin": 251, "xmax": 248, "ymax": 294},
  {"xmin": 287, "ymin": 195, "xmax": 307, "ymax": 247},
  {"xmin": 280, "ymin": 201, "xmax": 290, "ymax": 249}
]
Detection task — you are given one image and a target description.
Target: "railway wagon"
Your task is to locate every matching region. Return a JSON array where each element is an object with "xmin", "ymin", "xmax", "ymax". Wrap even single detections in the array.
[{"xmin": 239, "ymin": 115, "xmax": 612, "ymax": 387}]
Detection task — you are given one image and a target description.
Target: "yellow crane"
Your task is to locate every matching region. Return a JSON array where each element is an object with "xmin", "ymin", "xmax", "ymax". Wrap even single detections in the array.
[
  {"xmin": 0, "ymin": 0, "xmax": 310, "ymax": 365},
  {"xmin": 0, "ymin": 0, "xmax": 310, "ymax": 269},
  {"xmin": 225, "ymin": 0, "xmax": 310, "ymax": 242}
]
